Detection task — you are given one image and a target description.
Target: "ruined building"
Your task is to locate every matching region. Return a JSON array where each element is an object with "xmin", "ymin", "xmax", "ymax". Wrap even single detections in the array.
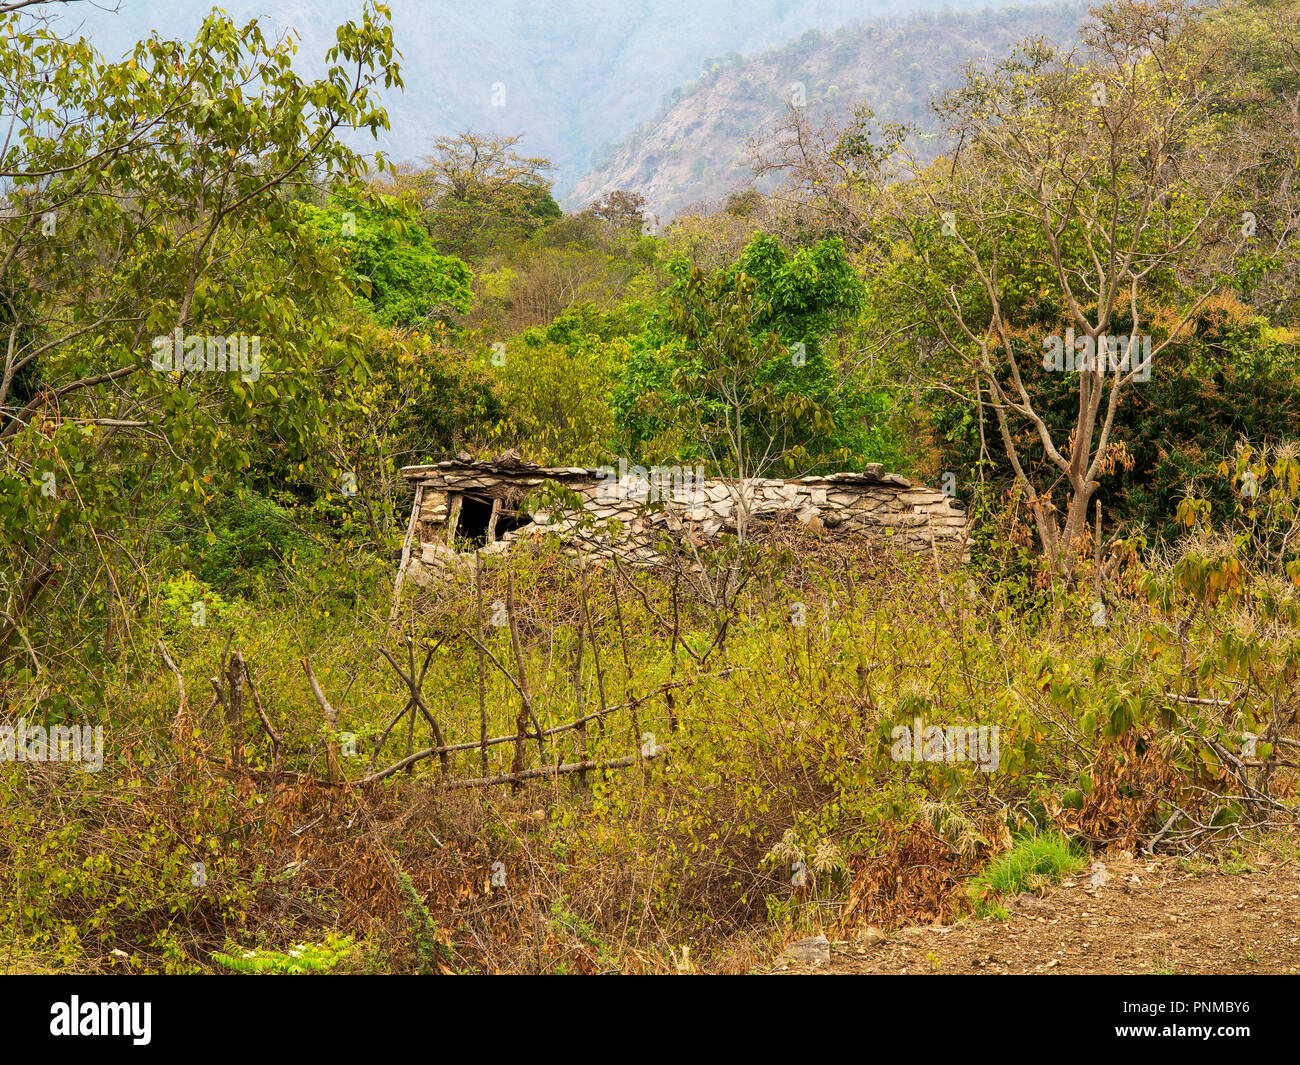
[{"xmin": 394, "ymin": 453, "xmax": 970, "ymax": 585}]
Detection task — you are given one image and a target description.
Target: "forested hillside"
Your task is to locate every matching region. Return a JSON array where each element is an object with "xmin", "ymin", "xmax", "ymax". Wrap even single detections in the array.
[{"xmin": 3, "ymin": 0, "xmax": 1300, "ymax": 980}]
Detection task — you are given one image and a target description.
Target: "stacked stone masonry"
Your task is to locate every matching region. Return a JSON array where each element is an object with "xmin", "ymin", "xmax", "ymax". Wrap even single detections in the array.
[{"xmin": 397, "ymin": 457, "xmax": 969, "ymax": 583}]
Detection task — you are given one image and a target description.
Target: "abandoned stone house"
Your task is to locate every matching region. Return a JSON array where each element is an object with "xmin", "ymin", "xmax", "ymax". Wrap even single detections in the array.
[{"xmin": 395, "ymin": 452, "xmax": 969, "ymax": 585}]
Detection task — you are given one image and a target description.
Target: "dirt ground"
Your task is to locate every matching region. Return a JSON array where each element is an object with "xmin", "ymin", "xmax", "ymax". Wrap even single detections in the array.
[{"xmin": 773, "ymin": 844, "xmax": 1300, "ymax": 975}]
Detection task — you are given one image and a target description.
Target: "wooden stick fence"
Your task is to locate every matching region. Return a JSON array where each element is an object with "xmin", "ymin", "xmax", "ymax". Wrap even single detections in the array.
[
  {"xmin": 351, "ymin": 677, "xmax": 691, "ymax": 786},
  {"xmin": 164, "ymin": 565, "xmax": 709, "ymax": 790}
]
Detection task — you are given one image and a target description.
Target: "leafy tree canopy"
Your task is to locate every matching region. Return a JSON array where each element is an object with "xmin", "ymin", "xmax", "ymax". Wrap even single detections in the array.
[{"xmin": 299, "ymin": 195, "xmax": 473, "ymax": 328}]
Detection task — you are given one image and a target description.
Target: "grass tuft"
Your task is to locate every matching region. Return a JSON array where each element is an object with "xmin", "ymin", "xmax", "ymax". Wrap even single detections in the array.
[{"xmin": 969, "ymin": 831, "xmax": 1084, "ymax": 917}]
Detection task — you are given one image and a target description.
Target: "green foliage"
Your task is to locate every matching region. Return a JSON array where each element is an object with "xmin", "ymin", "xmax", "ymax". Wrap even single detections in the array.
[
  {"xmin": 0, "ymin": 1, "xmax": 403, "ymax": 663},
  {"xmin": 299, "ymin": 196, "xmax": 473, "ymax": 327},
  {"xmin": 212, "ymin": 933, "xmax": 358, "ymax": 974},
  {"xmin": 399, "ymin": 132, "xmax": 561, "ymax": 261},
  {"xmin": 174, "ymin": 490, "xmax": 320, "ymax": 597},
  {"xmin": 613, "ymin": 235, "xmax": 902, "ymax": 474},
  {"xmin": 7, "ymin": 0, "xmax": 1300, "ymax": 978},
  {"xmin": 0, "ymin": 768, "xmax": 262, "ymax": 974},
  {"xmin": 733, "ymin": 234, "xmax": 865, "ymax": 350},
  {"xmin": 156, "ymin": 572, "xmax": 243, "ymax": 639},
  {"xmin": 484, "ymin": 328, "xmax": 625, "ymax": 466},
  {"xmin": 393, "ymin": 865, "xmax": 452, "ymax": 974},
  {"xmin": 7, "ymin": 458, "xmax": 1300, "ymax": 968},
  {"xmin": 933, "ymin": 304, "xmax": 1300, "ymax": 545},
  {"xmin": 241, "ymin": 324, "xmax": 502, "ymax": 561}
]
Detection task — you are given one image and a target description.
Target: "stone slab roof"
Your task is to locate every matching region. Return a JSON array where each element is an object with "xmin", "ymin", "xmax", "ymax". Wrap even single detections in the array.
[{"xmin": 400, "ymin": 458, "xmax": 913, "ymax": 489}]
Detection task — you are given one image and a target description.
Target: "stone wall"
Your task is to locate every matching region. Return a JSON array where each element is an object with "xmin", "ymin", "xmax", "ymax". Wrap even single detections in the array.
[{"xmin": 396, "ymin": 456, "xmax": 969, "ymax": 584}]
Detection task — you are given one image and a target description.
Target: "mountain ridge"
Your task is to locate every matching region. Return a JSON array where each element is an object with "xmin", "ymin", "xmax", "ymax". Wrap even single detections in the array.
[
  {"xmin": 48, "ymin": 0, "xmax": 1074, "ymax": 199},
  {"xmin": 569, "ymin": 2, "xmax": 1089, "ymax": 219}
]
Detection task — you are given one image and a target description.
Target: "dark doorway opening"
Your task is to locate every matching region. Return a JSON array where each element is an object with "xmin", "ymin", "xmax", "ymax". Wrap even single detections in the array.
[
  {"xmin": 455, "ymin": 495, "xmax": 494, "ymax": 548},
  {"xmin": 454, "ymin": 494, "xmax": 534, "ymax": 550}
]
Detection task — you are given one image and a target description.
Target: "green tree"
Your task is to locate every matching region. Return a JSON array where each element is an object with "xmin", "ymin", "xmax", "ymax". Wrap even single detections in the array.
[
  {"xmin": 482, "ymin": 307, "xmax": 627, "ymax": 466},
  {"xmin": 613, "ymin": 235, "xmax": 888, "ymax": 483},
  {"xmin": 392, "ymin": 132, "xmax": 561, "ymax": 261},
  {"xmin": 0, "ymin": 2, "xmax": 401, "ymax": 663},
  {"xmin": 299, "ymin": 195, "xmax": 473, "ymax": 328},
  {"xmin": 858, "ymin": 15, "xmax": 1256, "ymax": 574}
]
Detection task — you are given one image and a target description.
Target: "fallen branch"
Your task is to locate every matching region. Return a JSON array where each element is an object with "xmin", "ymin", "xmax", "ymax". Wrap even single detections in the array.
[
  {"xmin": 441, "ymin": 747, "xmax": 665, "ymax": 790},
  {"xmin": 1144, "ymin": 807, "xmax": 1185, "ymax": 854},
  {"xmin": 1164, "ymin": 692, "xmax": 1235, "ymax": 707}
]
